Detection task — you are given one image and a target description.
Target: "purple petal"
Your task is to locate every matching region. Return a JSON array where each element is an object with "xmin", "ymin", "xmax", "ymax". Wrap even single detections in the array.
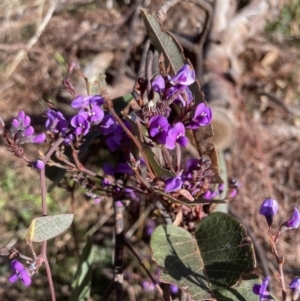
[
  {"xmin": 170, "ymin": 64, "xmax": 195, "ymax": 86},
  {"xmin": 23, "ymin": 116, "xmax": 31, "ymax": 128},
  {"xmin": 23, "ymin": 126, "xmax": 34, "ymax": 137},
  {"xmin": 164, "ymin": 176, "xmax": 183, "ymax": 192},
  {"xmin": 152, "ymin": 75, "xmax": 165, "ymax": 93},
  {"xmin": 32, "ymin": 133, "xmax": 46, "ymax": 144},
  {"xmin": 12, "ymin": 118, "xmax": 19, "ymax": 129},
  {"xmin": 71, "ymin": 95, "xmax": 88, "ymax": 109},
  {"xmin": 33, "ymin": 160, "xmax": 45, "ymax": 170},
  {"xmin": 289, "ymin": 277, "xmax": 300, "ymax": 289},
  {"xmin": 103, "ymin": 164, "xmax": 116, "ymax": 176},
  {"xmin": 252, "ymin": 284, "xmax": 261, "ymax": 295},
  {"xmin": 9, "ymin": 274, "xmax": 19, "ymax": 283},
  {"xmin": 17, "ymin": 110, "xmax": 25, "ymax": 120},
  {"xmin": 116, "ymin": 163, "xmax": 133, "ymax": 175},
  {"xmin": 259, "ymin": 198, "xmax": 278, "ymax": 226},
  {"xmin": 20, "ymin": 270, "xmax": 31, "ymax": 286},
  {"xmin": 280, "ymin": 207, "xmax": 300, "ymax": 230},
  {"xmin": 11, "ymin": 260, "xmax": 25, "ymax": 272},
  {"xmin": 177, "ymin": 136, "xmax": 188, "ymax": 147},
  {"xmin": 99, "ymin": 114, "xmax": 116, "ymax": 135},
  {"xmin": 89, "ymin": 95, "xmax": 104, "ymax": 106}
]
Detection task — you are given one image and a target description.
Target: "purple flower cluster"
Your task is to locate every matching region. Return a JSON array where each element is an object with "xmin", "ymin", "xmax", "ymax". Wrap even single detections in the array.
[
  {"xmin": 163, "ymin": 157, "xmax": 213, "ymax": 196},
  {"xmin": 146, "ymin": 64, "xmax": 212, "ymax": 149},
  {"xmin": 10, "ymin": 111, "xmax": 45, "ymax": 144}
]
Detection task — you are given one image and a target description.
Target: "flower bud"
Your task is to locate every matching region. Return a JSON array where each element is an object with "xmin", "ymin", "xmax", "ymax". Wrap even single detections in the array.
[
  {"xmin": 289, "ymin": 277, "xmax": 300, "ymax": 301},
  {"xmin": 259, "ymin": 198, "xmax": 278, "ymax": 227},
  {"xmin": 280, "ymin": 207, "xmax": 300, "ymax": 232},
  {"xmin": 33, "ymin": 160, "xmax": 45, "ymax": 170}
]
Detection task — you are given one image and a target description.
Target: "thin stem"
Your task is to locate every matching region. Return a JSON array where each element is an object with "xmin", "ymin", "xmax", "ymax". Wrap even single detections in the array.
[
  {"xmin": 105, "ymin": 97, "xmax": 155, "ymax": 179},
  {"xmin": 114, "ymin": 200, "xmax": 125, "ymax": 300},
  {"xmin": 161, "ymin": 145, "xmax": 175, "ymax": 174},
  {"xmin": 44, "ymin": 257, "xmax": 56, "ymax": 301},
  {"xmin": 124, "ymin": 240, "xmax": 167, "ymax": 301},
  {"xmin": 269, "ymin": 233, "xmax": 286, "ymax": 301}
]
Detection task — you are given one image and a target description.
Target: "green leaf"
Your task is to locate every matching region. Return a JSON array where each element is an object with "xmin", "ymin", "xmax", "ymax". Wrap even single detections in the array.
[
  {"xmin": 141, "ymin": 10, "xmax": 185, "ymax": 73},
  {"xmin": 143, "ymin": 146, "xmax": 175, "ymax": 178},
  {"xmin": 151, "ymin": 212, "xmax": 256, "ymax": 301},
  {"xmin": 112, "ymin": 93, "xmax": 134, "ymax": 114},
  {"xmin": 26, "ymin": 214, "xmax": 74, "ymax": 243},
  {"xmin": 70, "ymin": 239, "xmax": 94, "ymax": 301}
]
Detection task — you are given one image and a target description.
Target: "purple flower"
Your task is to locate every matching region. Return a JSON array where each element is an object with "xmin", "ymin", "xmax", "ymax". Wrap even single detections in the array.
[
  {"xmin": 186, "ymin": 103, "xmax": 212, "ymax": 129},
  {"xmin": 106, "ymin": 124, "xmax": 131, "ymax": 152},
  {"xmin": 252, "ymin": 277, "xmax": 270, "ymax": 301},
  {"xmin": 170, "ymin": 64, "xmax": 196, "ymax": 86},
  {"xmin": 152, "ymin": 75, "xmax": 165, "ymax": 94},
  {"xmin": 116, "ymin": 162, "xmax": 133, "ymax": 175},
  {"xmin": 71, "ymin": 95, "xmax": 104, "ymax": 109},
  {"xmin": 203, "ymin": 190, "xmax": 219, "ymax": 200},
  {"xmin": 166, "ymin": 122, "xmax": 188, "ymax": 150},
  {"xmin": 70, "ymin": 114, "xmax": 90, "ymax": 136},
  {"xmin": 79, "ymin": 104, "xmax": 104, "ymax": 124},
  {"xmin": 9, "ymin": 260, "xmax": 31, "ymax": 286},
  {"xmin": 259, "ymin": 198, "xmax": 278, "ymax": 227},
  {"xmin": 142, "ymin": 280, "xmax": 156, "ymax": 292},
  {"xmin": 164, "ymin": 175, "xmax": 183, "ymax": 192},
  {"xmin": 173, "ymin": 87, "xmax": 193, "ymax": 107},
  {"xmin": 170, "ymin": 284, "xmax": 179, "ymax": 294},
  {"xmin": 289, "ymin": 277, "xmax": 300, "ymax": 301},
  {"xmin": 99, "ymin": 114, "xmax": 116, "ymax": 135},
  {"xmin": 45, "ymin": 109, "xmax": 68, "ymax": 134},
  {"xmin": 148, "ymin": 115, "xmax": 171, "ymax": 145},
  {"xmin": 10, "ymin": 111, "xmax": 46, "ymax": 145},
  {"xmin": 144, "ymin": 219, "xmax": 156, "ymax": 237},
  {"xmin": 280, "ymin": 207, "xmax": 300, "ymax": 231},
  {"xmin": 32, "ymin": 160, "xmax": 45, "ymax": 170}
]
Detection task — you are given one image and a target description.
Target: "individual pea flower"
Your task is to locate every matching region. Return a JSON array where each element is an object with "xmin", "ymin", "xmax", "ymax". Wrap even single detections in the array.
[
  {"xmin": 259, "ymin": 198, "xmax": 278, "ymax": 227},
  {"xmin": 280, "ymin": 207, "xmax": 300, "ymax": 232},
  {"xmin": 173, "ymin": 87, "xmax": 193, "ymax": 107},
  {"xmin": 289, "ymin": 277, "xmax": 300, "ymax": 301},
  {"xmin": 70, "ymin": 114, "xmax": 90, "ymax": 136},
  {"xmin": 142, "ymin": 280, "xmax": 156, "ymax": 292},
  {"xmin": 185, "ymin": 103, "xmax": 212, "ymax": 130},
  {"xmin": 98, "ymin": 114, "xmax": 117, "ymax": 135},
  {"xmin": 170, "ymin": 284, "xmax": 179, "ymax": 295},
  {"xmin": 148, "ymin": 115, "xmax": 171, "ymax": 145},
  {"xmin": 8, "ymin": 260, "xmax": 31, "ymax": 286},
  {"xmin": 252, "ymin": 277, "xmax": 270, "ymax": 301},
  {"xmin": 78, "ymin": 104, "xmax": 104, "ymax": 124},
  {"xmin": 170, "ymin": 64, "xmax": 196, "ymax": 86},
  {"xmin": 32, "ymin": 159, "xmax": 45, "ymax": 170},
  {"xmin": 45, "ymin": 109, "xmax": 68, "ymax": 134},
  {"xmin": 166, "ymin": 122, "xmax": 188, "ymax": 150},
  {"xmin": 164, "ymin": 175, "xmax": 183, "ymax": 193},
  {"xmin": 106, "ymin": 123, "xmax": 131, "ymax": 152},
  {"xmin": 152, "ymin": 75, "xmax": 165, "ymax": 94}
]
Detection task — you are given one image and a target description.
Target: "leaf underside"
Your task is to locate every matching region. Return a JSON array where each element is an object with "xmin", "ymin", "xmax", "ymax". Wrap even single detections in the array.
[{"xmin": 151, "ymin": 212, "xmax": 257, "ymax": 301}]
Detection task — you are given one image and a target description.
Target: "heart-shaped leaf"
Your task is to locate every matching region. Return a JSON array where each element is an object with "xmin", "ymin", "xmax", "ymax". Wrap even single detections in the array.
[
  {"xmin": 151, "ymin": 212, "xmax": 256, "ymax": 300},
  {"xmin": 26, "ymin": 213, "xmax": 74, "ymax": 243}
]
